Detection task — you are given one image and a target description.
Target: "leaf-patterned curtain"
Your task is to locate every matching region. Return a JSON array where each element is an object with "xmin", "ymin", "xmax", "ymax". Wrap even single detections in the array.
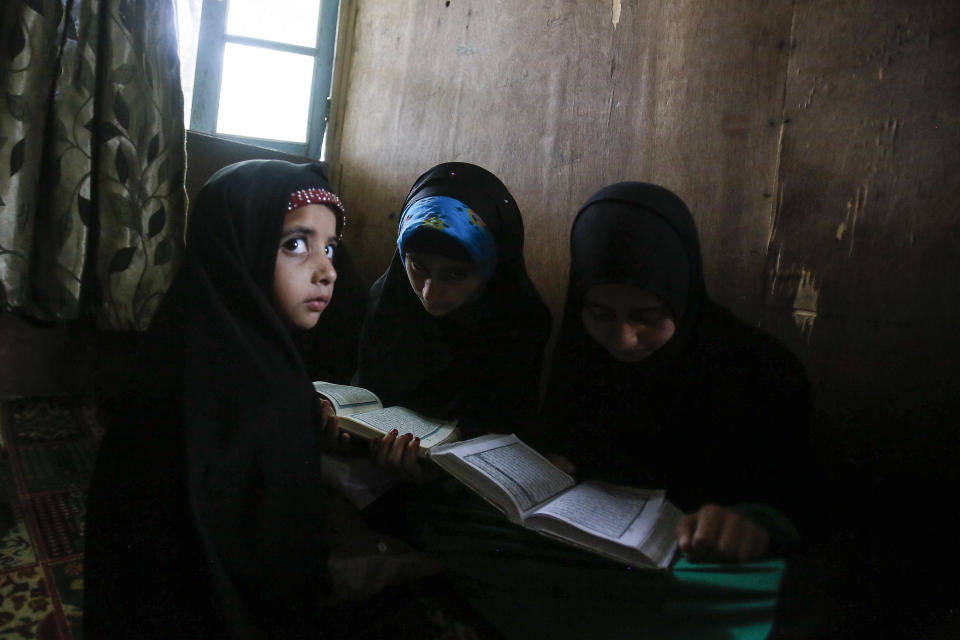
[{"xmin": 0, "ymin": 0, "xmax": 186, "ymax": 330}]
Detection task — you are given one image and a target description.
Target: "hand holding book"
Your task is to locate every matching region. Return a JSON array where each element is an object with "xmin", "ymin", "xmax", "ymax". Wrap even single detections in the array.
[
  {"xmin": 369, "ymin": 429, "xmax": 428, "ymax": 483},
  {"xmin": 545, "ymin": 448, "xmax": 775, "ymax": 564},
  {"xmin": 316, "ymin": 396, "xmax": 354, "ymax": 455}
]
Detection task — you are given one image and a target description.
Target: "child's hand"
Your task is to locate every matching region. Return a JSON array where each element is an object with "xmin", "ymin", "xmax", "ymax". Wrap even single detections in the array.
[
  {"xmin": 676, "ymin": 504, "xmax": 770, "ymax": 563},
  {"xmin": 369, "ymin": 430, "xmax": 424, "ymax": 483},
  {"xmin": 545, "ymin": 452, "xmax": 577, "ymax": 474},
  {"xmin": 316, "ymin": 397, "xmax": 353, "ymax": 454}
]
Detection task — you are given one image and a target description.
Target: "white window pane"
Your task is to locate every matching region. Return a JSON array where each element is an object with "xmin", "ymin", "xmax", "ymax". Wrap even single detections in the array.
[
  {"xmin": 217, "ymin": 43, "xmax": 314, "ymax": 143},
  {"xmin": 227, "ymin": 0, "xmax": 321, "ymax": 48}
]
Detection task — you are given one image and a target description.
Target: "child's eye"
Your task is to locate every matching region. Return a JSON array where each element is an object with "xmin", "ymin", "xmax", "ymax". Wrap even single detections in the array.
[
  {"xmin": 324, "ymin": 243, "xmax": 336, "ymax": 259},
  {"xmin": 282, "ymin": 237, "xmax": 308, "ymax": 254},
  {"xmin": 629, "ymin": 309, "xmax": 663, "ymax": 324},
  {"xmin": 444, "ymin": 270, "xmax": 468, "ymax": 281},
  {"xmin": 409, "ymin": 259, "xmax": 425, "ymax": 272},
  {"xmin": 585, "ymin": 306, "xmax": 614, "ymax": 322}
]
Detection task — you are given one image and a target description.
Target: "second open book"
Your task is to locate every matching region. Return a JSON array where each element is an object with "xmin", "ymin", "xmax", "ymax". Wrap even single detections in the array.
[{"xmin": 431, "ymin": 433, "xmax": 681, "ymax": 570}]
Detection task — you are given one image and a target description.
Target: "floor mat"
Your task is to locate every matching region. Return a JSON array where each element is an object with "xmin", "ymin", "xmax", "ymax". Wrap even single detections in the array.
[
  {"xmin": 0, "ymin": 397, "xmax": 98, "ymax": 640},
  {"xmin": 0, "ymin": 397, "xmax": 500, "ymax": 640}
]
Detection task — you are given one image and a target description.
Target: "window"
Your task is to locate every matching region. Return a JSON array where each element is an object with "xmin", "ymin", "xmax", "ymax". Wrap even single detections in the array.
[{"xmin": 177, "ymin": 0, "xmax": 341, "ymax": 159}]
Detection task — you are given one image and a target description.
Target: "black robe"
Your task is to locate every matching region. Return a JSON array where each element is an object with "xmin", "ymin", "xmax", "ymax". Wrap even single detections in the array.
[
  {"xmin": 84, "ymin": 160, "xmax": 342, "ymax": 639},
  {"xmin": 544, "ymin": 182, "xmax": 810, "ymax": 528},
  {"xmin": 357, "ymin": 163, "xmax": 550, "ymax": 439}
]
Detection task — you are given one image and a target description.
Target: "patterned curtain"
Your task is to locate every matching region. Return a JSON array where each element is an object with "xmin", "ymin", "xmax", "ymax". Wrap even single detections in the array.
[{"xmin": 0, "ymin": 0, "xmax": 186, "ymax": 330}]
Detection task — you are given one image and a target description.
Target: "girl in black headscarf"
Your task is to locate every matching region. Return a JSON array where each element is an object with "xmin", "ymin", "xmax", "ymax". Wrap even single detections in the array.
[
  {"xmin": 404, "ymin": 183, "xmax": 810, "ymax": 640},
  {"xmin": 84, "ymin": 160, "xmax": 347, "ymax": 638},
  {"xmin": 357, "ymin": 162, "xmax": 550, "ymax": 472},
  {"xmin": 543, "ymin": 182, "xmax": 810, "ymax": 559}
]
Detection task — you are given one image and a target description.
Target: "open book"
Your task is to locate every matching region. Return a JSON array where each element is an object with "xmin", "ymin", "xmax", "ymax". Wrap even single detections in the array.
[
  {"xmin": 430, "ymin": 433, "xmax": 681, "ymax": 570},
  {"xmin": 313, "ymin": 381, "xmax": 460, "ymax": 456}
]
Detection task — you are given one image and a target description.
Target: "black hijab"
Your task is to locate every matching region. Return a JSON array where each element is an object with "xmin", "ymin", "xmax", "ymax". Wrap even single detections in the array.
[
  {"xmin": 568, "ymin": 182, "xmax": 705, "ymax": 358},
  {"xmin": 85, "ymin": 160, "xmax": 341, "ymax": 638},
  {"xmin": 357, "ymin": 162, "xmax": 550, "ymax": 438},
  {"xmin": 545, "ymin": 182, "xmax": 809, "ymax": 517},
  {"xmin": 295, "ymin": 241, "xmax": 367, "ymax": 384}
]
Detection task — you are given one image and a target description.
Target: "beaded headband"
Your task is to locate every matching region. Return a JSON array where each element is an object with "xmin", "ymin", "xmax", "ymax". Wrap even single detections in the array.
[{"xmin": 286, "ymin": 188, "xmax": 347, "ymax": 231}]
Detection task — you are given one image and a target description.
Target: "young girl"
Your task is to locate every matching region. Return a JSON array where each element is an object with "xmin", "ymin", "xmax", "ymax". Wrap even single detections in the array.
[
  {"xmin": 356, "ymin": 162, "xmax": 551, "ymax": 473},
  {"xmin": 544, "ymin": 181, "xmax": 809, "ymax": 559},
  {"xmin": 84, "ymin": 160, "xmax": 346, "ymax": 638}
]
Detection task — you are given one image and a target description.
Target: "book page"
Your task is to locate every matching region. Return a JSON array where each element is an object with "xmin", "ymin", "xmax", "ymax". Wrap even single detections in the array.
[
  {"xmin": 530, "ymin": 481, "xmax": 679, "ymax": 567},
  {"xmin": 533, "ymin": 482, "xmax": 653, "ymax": 540},
  {"xmin": 530, "ymin": 482, "xmax": 679, "ymax": 569},
  {"xmin": 460, "ymin": 439, "xmax": 574, "ymax": 513},
  {"xmin": 350, "ymin": 406, "xmax": 457, "ymax": 448},
  {"xmin": 313, "ymin": 381, "xmax": 381, "ymax": 416},
  {"xmin": 635, "ymin": 500, "xmax": 682, "ymax": 567}
]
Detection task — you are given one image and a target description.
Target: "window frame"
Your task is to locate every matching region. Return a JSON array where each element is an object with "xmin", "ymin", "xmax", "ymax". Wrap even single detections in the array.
[{"xmin": 188, "ymin": 0, "xmax": 340, "ymax": 159}]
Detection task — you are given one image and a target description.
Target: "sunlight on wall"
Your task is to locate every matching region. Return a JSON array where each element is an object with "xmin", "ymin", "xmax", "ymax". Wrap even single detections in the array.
[{"xmin": 176, "ymin": 0, "xmax": 202, "ymax": 127}]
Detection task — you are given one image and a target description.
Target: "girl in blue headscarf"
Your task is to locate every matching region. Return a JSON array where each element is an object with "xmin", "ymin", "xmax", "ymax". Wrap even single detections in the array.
[{"xmin": 356, "ymin": 162, "xmax": 551, "ymax": 475}]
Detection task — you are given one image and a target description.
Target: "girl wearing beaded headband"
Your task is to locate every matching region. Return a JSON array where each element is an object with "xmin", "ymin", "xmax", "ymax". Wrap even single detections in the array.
[
  {"xmin": 288, "ymin": 186, "xmax": 346, "ymax": 238},
  {"xmin": 85, "ymin": 160, "xmax": 349, "ymax": 638}
]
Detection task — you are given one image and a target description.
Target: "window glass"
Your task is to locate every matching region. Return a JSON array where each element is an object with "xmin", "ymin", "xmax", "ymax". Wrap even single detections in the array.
[
  {"xmin": 226, "ymin": 0, "xmax": 322, "ymax": 47},
  {"xmin": 216, "ymin": 43, "xmax": 315, "ymax": 142}
]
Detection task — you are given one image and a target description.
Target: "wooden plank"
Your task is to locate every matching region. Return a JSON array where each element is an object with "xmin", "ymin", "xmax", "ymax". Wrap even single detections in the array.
[
  {"xmin": 184, "ymin": 131, "xmax": 312, "ymax": 205},
  {"xmin": 335, "ymin": 0, "xmax": 794, "ymax": 322},
  {"xmin": 324, "ymin": 0, "xmax": 358, "ymax": 188},
  {"xmin": 765, "ymin": 0, "xmax": 960, "ymax": 476}
]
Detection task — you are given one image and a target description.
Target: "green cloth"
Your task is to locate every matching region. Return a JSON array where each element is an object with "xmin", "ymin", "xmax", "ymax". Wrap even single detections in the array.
[
  {"xmin": 407, "ymin": 481, "xmax": 785, "ymax": 640},
  {"xmin": 663, "ymin": 559, "xmax": 784, "ymax": 639}
]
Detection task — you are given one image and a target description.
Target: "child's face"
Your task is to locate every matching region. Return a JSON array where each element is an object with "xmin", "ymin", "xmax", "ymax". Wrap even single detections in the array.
[
  {"xmin": 272, "ymin": 204, "xmax": 339, "ymax": 329},
  {"xmin": 404, "ymin": 251, "xmax": 486, "ymax": 317},
  {"xmin": 581, "ymin": 283, "xmax": 677, "ymax": 363}
]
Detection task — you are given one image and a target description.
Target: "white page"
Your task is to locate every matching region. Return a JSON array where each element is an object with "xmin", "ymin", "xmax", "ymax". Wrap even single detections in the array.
[
  {"xmin": 351, "ymin": 406, "xmax": 455, "ymax": 447},
  {"xmin": 636, "ymin": 500, "xmax": 682, "ymax": 566},
  {"xmin": 455, "ymin": 437, "xmax": 574, "ymax": 512},
  {"xmin": 313, "ymin": 381, "xmax": 381, "ymax": 416},
  {"xmin": 534, "ymin": 482, "xmax": 656, "ymax": 541},
  {"xmin": 531, "ymin": 482, "xmax": 679, "ymax": 568}
]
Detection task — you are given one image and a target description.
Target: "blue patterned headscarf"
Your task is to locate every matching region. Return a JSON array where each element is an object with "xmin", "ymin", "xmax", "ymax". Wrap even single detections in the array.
[{"xmin": 397, "ymin": 195, "xmax": 498, "ymax": 280}]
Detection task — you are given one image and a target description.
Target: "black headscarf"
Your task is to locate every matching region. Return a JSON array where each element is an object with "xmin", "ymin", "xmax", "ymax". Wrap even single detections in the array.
[
  {"xmin": 295, "ymin": 242, "xmax": 367, "ymax": 384},
  {"xmin": 85, "ymin": 160, "xmax": 342, "ymax": 638},
  {"xmin": 357, "ymin": 162, "xmax": 550, "ymax": 438},
  {"xmin": 544, "ymin": 182, "xmax": 810, "ymax": 521},
  {"xmin": 569, "ymin": 183, "xmax": 703, "ymax": 334}
]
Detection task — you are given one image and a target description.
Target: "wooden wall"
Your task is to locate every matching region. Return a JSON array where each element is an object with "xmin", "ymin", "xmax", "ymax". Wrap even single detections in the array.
[{"xmin": 333, "ymin": 0, "xmax": 960, "ymax": 487}]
